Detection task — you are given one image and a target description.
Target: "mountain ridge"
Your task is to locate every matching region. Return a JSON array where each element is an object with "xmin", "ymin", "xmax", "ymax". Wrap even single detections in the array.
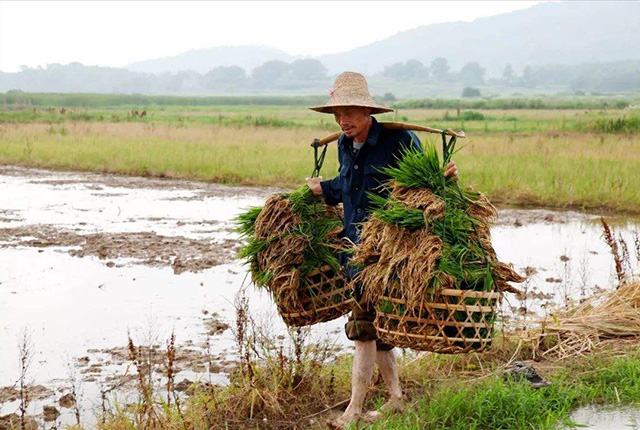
[{"xmin": 123, "ymin": 1, "xmax": 640, "ymax": 77}]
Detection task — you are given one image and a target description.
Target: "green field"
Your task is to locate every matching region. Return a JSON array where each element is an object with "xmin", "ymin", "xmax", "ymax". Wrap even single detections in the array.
[{"xmin": 1, "ymin": 94, "xmax": 639, "ymax": 213}]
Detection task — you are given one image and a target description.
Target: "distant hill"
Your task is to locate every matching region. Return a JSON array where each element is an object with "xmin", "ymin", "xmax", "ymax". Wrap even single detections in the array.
[
  {"xmin": 125, "ymin": 45, "xmax": 296, "ymax": 74},
  {"xmin": 121, "ymin": 2, "xmax": 640, "ymax": 78},
  {"xmin": 319, "ymin": 1, "xmax": 640, "ymax": 76}
]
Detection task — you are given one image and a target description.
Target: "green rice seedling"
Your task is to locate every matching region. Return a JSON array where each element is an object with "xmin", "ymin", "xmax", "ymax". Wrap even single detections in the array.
[
  {"xmin": 354, "ymin": 138, "xmax": 524, "ymax": 353},
  {"xmin": 235, "ymin": 185, "xmax": 353, "ymax": 326}
]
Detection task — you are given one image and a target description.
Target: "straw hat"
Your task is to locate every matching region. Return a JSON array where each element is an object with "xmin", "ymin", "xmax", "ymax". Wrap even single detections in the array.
[{"xmin": 309, "ymin": 71, "xmax": 394, "ymax": 114}]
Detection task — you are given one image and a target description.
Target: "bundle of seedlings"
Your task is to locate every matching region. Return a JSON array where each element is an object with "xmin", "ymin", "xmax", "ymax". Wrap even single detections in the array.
[
  {"xmin": 235, "ymin": 185, "xmax": 353, "ymax": 326},
  {"xmin": 352, "ymin": 135, "xmax": 524, "ymax": 354}
]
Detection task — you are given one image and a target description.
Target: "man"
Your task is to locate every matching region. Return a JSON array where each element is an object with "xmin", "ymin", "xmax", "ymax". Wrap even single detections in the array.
[{"xmin": 305, "ymin": 72, "xmax": 458, "ymax": 429}]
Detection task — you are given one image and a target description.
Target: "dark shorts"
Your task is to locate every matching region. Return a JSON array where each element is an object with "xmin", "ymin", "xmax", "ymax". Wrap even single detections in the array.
[{"xmin": 344, "ymin": 282, "xmax": 393, "ymax": 351}]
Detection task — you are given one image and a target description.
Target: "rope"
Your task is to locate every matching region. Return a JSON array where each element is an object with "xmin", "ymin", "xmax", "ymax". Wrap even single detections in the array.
[{"xmin": 311, "ymin": 138, "xmax": 328, "ymax": 178}]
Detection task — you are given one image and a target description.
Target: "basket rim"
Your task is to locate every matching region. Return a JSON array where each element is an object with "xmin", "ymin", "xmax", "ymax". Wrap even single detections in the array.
[
  {"xmin": 380, "ymin": 295, "xmax": 497, "ymax": 313},
  {"xmin": 377, "ymin": 326, "xmax": 493, "ymax": 344}
]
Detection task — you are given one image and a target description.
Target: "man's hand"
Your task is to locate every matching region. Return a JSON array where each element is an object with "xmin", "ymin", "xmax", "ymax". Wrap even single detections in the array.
[
  {"xmin": 444, "ymin": 161, "xmax": 459, "ymax": 181},
  {"xmin": 305, "ymin": 176, "xmax": 323, "ymax": 196}
]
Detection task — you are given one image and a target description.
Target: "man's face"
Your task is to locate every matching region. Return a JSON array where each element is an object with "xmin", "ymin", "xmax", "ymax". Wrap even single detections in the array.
[{"xmin": 333, "ymin": 106, "xmax": 372, "ymax": 140}]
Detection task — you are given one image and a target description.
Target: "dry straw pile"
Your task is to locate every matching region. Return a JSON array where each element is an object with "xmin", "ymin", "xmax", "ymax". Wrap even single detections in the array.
[
  {"xmin": 352, "ymin": 141, "xmax": 524, "ymax": 353},
  {"xmin": 235, "ymin": 185, "xmax": 353, "ymax": 326},
  {"xmin": 530, "ymin": 281, "xmax": 640, "ymax": 360}
]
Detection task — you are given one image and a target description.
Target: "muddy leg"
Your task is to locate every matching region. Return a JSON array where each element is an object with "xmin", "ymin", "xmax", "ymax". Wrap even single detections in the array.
[
  {"xmin": 363, "ymin": 349, "xmax": 404, "ymax": 423},
  {"xmin": 326, "ymin": 340, "xmax": 376, "ymax": 429}
]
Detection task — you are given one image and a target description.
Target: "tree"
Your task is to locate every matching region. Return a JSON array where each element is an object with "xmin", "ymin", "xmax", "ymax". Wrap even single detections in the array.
[
  {"xmin": 383, "ymin": 59, "xmax": 429, "ymax": 82},
  {"xmin": 204, "ymin": 66, "xmax": 247, "ymax": 91},
  {"xmin": 404, "ymin": 59, "xmax": 429, "ymax": 81},
  {"xmin": 382, "ymin": 92, "xmax": 397, "ymax": 103},
  {"xmin": 289, "ymin": 59, "xmax": 327, "ymax": 81},
  {"xmin": 458, "ymin": 62, "xmax": 485, "ymax": 85},
  {"xmin": 502, "ymin": 64, "xmax": 515, "ymax": 85},
  {"xmin": 520, "ymin": 65, "xmax": 535, "ymax": 87},
  {"xmin": 382, "ymin": 62, "xmax": 405, "ymax": 80},
  {"xmin": 461, "ymin": 87, "xmax": 481, "ymax": 98},
  {"xmin": 430, "ymin": 57, "xmax": 450, "ymax": 82},
  {"xmin": 251, "ymin": 60, "xmax": 290, "ymax": 88}
]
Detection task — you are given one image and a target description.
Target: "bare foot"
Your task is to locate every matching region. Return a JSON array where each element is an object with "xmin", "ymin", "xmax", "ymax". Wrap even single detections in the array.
[
  {"xmin": 381, "ymin": 396, "xmax": 405, "ymax": 413},
  {"xmin": 326, "ymin": 412, "xmax": 361, "ymax": 429},
  {"xmin": 362, "ymin": 397, "xmax": 405, "ymax": 423}
]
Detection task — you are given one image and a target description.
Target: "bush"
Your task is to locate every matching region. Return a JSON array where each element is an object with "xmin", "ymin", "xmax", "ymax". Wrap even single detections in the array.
[{"xmin": 460, "ymin": 111, "xmax": 486, "ymax": 121}]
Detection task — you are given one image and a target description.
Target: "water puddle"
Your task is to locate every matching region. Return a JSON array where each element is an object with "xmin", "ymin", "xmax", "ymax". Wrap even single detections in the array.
[
  {"xmin": 0, "ymin": 166, "xmax": 638, "ymax": 426},
  {"xmin": 566, "ymin": 405, "xmax": 640, "ymax": 429}
]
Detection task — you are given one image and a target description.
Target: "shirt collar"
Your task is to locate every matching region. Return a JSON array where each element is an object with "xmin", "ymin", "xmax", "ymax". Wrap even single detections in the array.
[{"xmin": 365, "ymin": 116, "xmax": 382, "ymax": 147}]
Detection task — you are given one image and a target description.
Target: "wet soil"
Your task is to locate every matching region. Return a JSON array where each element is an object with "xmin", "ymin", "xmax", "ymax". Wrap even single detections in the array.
[
  {"xmin": 0, "ymin": 224, "xmax": 241, "ymax": 274},
  {"xmin": 0, "ymin": 165, "xmax": 285, "ymax": 199},
  {"xmin": 0, "ymin": 385, "xmax": 53, "ymax": 404}
]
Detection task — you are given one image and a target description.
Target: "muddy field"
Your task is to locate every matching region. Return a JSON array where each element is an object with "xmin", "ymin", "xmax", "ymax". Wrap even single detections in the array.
[{"xmin": 1, "ymin": 166, "xmax": 639, "ymax": 427}]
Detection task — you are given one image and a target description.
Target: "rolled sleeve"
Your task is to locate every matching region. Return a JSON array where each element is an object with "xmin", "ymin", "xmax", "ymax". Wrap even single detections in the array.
[{"xmin": 320, "ymin": 176, "xmax": 342, "ymax": 206}]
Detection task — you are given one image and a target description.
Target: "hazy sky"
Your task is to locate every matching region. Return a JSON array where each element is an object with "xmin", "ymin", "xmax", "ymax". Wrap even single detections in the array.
[{"xmin": 0, "ymin": 1, "xmax": 542, "ymax": 73}]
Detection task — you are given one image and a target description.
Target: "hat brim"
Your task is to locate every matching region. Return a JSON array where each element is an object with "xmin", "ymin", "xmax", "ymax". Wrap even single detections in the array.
[{"xmin": 309, "ymin": 104, "xmax": 394, "ymax": 115}]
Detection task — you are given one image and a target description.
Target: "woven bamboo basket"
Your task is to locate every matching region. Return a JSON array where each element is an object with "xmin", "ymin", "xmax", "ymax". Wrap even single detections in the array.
[
  {"xmin": 276, "ymin": 264, "xmax": 354, "ymax": 327},
  {"xmin": 374, "ymin": 287, "xmax": 501, "ymax": 354}
]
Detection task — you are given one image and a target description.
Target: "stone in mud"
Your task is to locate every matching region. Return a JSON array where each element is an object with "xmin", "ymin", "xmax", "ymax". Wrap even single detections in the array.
[
  {"xmin": 43, "ymin": 405, "xmax": 60, "ymax": 422},
  {"xmin": 174, "ymin": 379, "xmax": 193, "ymax": 392},
  {"xmin": 205, "ymin": 317, "xmax": 230, "ymax": 336},
  {"xmin": 503, "ymin": 361, "xmax": 551, "ymax": 389},
  {"xmin": 59, "ymin": 392, "xmax": 75, "ymax": 408}
]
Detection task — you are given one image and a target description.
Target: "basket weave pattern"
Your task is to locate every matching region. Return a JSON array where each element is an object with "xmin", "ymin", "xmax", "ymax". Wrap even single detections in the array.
[
  {"xmin": 277, "ymin": 265, "xmax": 353, "ymax": 327},
  {"xmin": 375, "ymin": 288, "xmax": 501, "ymax": 354}
]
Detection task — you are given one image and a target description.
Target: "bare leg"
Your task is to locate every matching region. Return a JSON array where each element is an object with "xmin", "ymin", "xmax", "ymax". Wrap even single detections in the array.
[
  {"xmin": 363, "ymin": 349, "xmax": 404, "ymax": 423},
  {"xmin": 327, "ymin": 340, "xmax": 376, "ymax": 429}
]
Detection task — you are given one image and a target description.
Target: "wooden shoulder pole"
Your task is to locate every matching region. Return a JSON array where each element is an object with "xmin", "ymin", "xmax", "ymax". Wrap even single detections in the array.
[{"xmin": 309, "ymin": 122, "xmax": 466, "ymax": 147}]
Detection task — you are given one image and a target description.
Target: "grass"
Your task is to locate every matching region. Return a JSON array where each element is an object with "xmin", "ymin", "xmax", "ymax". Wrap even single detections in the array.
[
  {"xmin": 90, "ymin": 328, "xmax": 640, "ymax": 430},
  {"xmin": 1, "ymin": 115, "xmax": 639, "ymax": 213},
  {"xmin": 371, "ymin": 352, "xmax": 640, "ymax": 430},
  {"xmin": 2, "ymin": 92, "xmax": 639, "ymax": 110}
]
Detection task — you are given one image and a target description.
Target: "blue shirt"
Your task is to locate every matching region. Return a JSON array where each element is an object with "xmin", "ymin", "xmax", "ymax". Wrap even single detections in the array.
[{"xmin": 320, "ymin": 117, "xmax": 421, "ymax": 251}]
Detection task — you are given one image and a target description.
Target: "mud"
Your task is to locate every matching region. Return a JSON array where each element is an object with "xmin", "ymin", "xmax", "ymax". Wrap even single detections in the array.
[
  {"xmin": 0, "ymin": 165, "xmax": 283, "ymax": 199},
  {"xmin": 494, "ymin": 207, "xmax": 598, "ymax": 227},
  {"xmin": 0, "ymin": 413, "xmax": 38, "ymax": 430},
  {"xmin": 58, "ymin": 393, "xmax": 75, "ymax": 408},
  {"xmin": 0, "ymin": 224, "xmax": 241, "ymax": 274},
  {"xmin": 0, "ymin": 385, "xmax": 53, "ymax": 404},
  {"xmin": 42, "ymin": 405, "xmax": 60, "ymax": 422}
]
